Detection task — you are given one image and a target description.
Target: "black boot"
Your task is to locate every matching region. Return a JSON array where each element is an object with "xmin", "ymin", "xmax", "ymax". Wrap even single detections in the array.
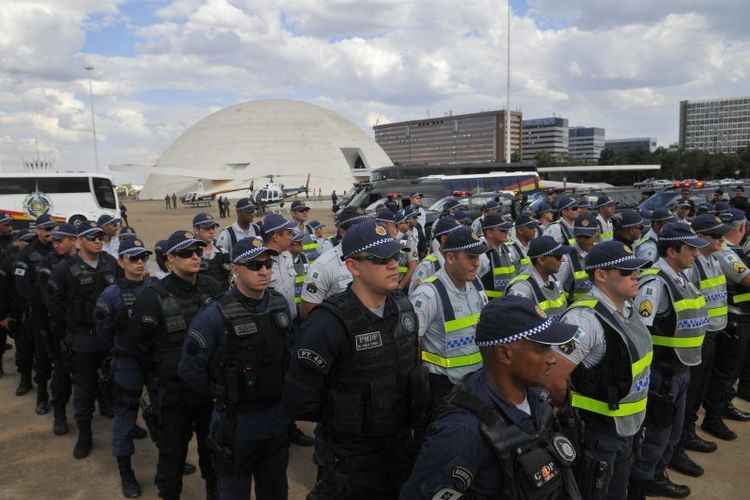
[
  {"xmin": 669, "ymin": 450, "xmax": 704, "ymax": 477},
  {"xmin": 117, "ymin": 456, "xmax": 142, "ymax": 498},
  {"xmin": 683, "ymin": 425, "xmax": 717, "ymax": 452},
  {"xmin": 702, "ymin": 415, "xmax": 737, "ymax": 441},
  {"xmin": 53, "ymin": 406, "xmax": 69, "ymax": 435},
  {"xmin": 725, "ymin": 402, "xmax": 750, "ymax": 421},
  {"xmin": 15, "ymin": 371, "xmax": 32, "ymax": 396},
  {"xmin": 642, "ymin": 470, "xmax": 690, "ymax": 498},
  {"xmin": 35, "ymin": 386, "xmax": 50, "ymax": 415},
  {"xmin": 73, "ymin": 422, "xmax": 93, "ymax": 459}
]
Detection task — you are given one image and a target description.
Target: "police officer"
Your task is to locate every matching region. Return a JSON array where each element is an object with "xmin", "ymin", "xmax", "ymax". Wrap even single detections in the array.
[
  {"xmin": 506, "ymin": 235, "xmax": 570, "ymax": 318},
  {"xmin": 411, "ymin": 226, "xmax": 488, "ymax": 411},
  {"xmin": 216, "ymin": 198, "xmax": 259, "ymax": 257},
  {"xmin": 38, "ymin": 223, "xmax": 79, "ymax": 420},
  {"xmin": 262, "ymin": 213, "xmax": 299, "ymax": 318},
  {"xmin": 430, "ymin": 197, "xmax": 461, "ymax": 240},
  {"xmin": 508, "ymin": 214, "xmax": 538, "ymax": 269},
  {"xmin": 577, "ymin": 197, "xmax": 593, "ymax": 217},
  {"xmin": 401, "ymin": 296, "xmax": 581, "ymax": 500},
  {"xmin": 289, "ymin": 200, "xmax": 321, "ymax": 263},
  {"xmin": 96, "ymin": 237, "xmax": 152, "ymax": 498},
  {"xmin": 284, "ymin": 220, "xmax": 426, "ymax": 499},
  {"xmin": 675, "ymin": 201, "xmax": 692, "ymax": 224},
  {"xmin": 612, "ymin": 209, "xmax": 644, "ymax": 249},
  {"xmin": 409, "ymin": 191, "xmax": 427, "ymax": 228},
  {"xmin": 546, "ymin": 196, "xmax": 578, "ymax": 246},
  {"xmin": 129, "ymin": 230, "xmax": 223, "ymax": 500},
  {"xmin": 289, "ymin": 229, "xmax": 309, "ymax": 314},
  {"xmin": 595, "ymin": 195, "xmax": 617, "ymax": 241},
  {"xmin": 634, "ymin": 208, "xmax": 675, "ymax": 265},
  {"xmin": 404, "ymin": 206, "xmax": 428, "ymax": 260},
  {"xmin": 391, "ymin": 210, "xmax": 419, "ymax": 288},
  {"xmin": 630, "ymin": 223, "xmax": 710, "ymax": 499},
  {"xmin": 300, "ymin": 207, "xmax": 368, "ymax": 317},
  {"xmin": 479, "ymin": 213, "xmax": 516, "ymax": 299},
  {"xmin": 99, "ymin": 214, "xmax": 122, "ymax": 258},
  {"xmin": 557, "ymin": 213, "xmax": 599, "ymax": 303},
  {"xmin": 551, "ymin": 241, "xmax": 651, "ymax": 500},
  {"xmin": 535, "ymin": 201, "xmax": 555, "ymax": 231},
  {"xmin": 702, "ymin": 207, "xmax": 750, "ymax": 441},
  {"xmin": 14, "ymin": 213, "xmax": 57, "ymax": 397},
  {"xmin": 193, "ymin": 212, "xmax": 231, "ymax": 288},
  {"xmin": 307, "ymin": 220, "xmax": 334, "ymax": 256},
  {"xmin": 408, "ymin": 216, "xmax": 461, "ymax": 294},
  {"xmin": 669, "ymin": 215, "xmax": 731, "ymax": 479},
  {"xmin": 48, "ymin": 221, "xmax": 118, "ymax": 458},
  {"xmin": 178, "ymin": 237, "xmax": 293, "ymax": 500},
  {"xmin": 0, "ymin": 227, "xmax": 33, "ymax": 377},
  {"xmin": 471, "ymin": 199, "xmax": 500, "ymax": 237},
  {"xmin": 152, "ymin": 239, "xmax": 170, "ymax": 279}
]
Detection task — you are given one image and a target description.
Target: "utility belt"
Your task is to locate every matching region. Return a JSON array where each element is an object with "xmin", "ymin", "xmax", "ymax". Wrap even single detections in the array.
[{"xmin": 645, "ymin": 361, "xmax": 687, "ymax": 430}]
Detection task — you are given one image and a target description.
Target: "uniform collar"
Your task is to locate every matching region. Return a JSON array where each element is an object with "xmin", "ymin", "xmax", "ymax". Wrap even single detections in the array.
[
  {"xmin": 164, "ymin": 272, "xmax": 198, "ymax": 293},
  {"xmin": 591, "ymin": 285, "xmax": 632, "ymax": 319},
  {"xmin": 436, "ymin": 267, "xmax": 471, "ymax": 293},
  {"xmin": 530, "ymin": 265, "xmax": 555, "ymax": 287},
  {"xmin": 655, "ymin": 258, "xmax": 687, "ymax": 287},
  {"xmin": 117, "ymin": 277, "xmax": 144, "ymax": 288}
]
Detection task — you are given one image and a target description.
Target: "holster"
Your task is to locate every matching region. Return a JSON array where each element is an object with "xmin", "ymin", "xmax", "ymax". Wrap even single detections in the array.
[
  {"xmin": 208, "ymin": 409, "xmax": 238, "ymax": 474},
  {"xmin": 646, "ymin": 366, "xmax": 676, "ymax": 430},
  {"xmin": 575, "ymin": 450, "xmax": 610, "ymax": 500}
]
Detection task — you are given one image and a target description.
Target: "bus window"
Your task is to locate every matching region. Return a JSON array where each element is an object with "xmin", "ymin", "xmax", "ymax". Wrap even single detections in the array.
[
  {"xmin": 92, "ymin": 177, "xmax": 117, "ymax": 209},
  {"xmin": 0, "ymin": 178, "xmax": 35, "ymax": 195},
  {"xmin": 38, "ymin": 177, "xmax": 90, "ymax": 193}
]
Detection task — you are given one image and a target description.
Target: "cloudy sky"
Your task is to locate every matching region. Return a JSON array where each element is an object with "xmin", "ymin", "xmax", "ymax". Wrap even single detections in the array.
[{"xmin": 1, "ymin": 0, "xmax": 747, "ymax": 182}]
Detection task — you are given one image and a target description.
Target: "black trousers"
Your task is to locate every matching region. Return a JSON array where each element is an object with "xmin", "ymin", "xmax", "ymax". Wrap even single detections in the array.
[
  {"xmin": 428, "ymin": 373, "xmax": 455, "ymax": 419},
  {"xmin": 704, "ymin": 320, "xmax": 750, "ymax": 417},
  {"xmin": 31, "ymin": 316, "xmax": 52, "ymax": 387},
  {"xmin": 678, "ymin": 332, "xmax": 717, "ymax": 450},
  {"xmin": 72, "ymin": 350, "xmax": 108, "ymax": 423},
  {"xmin": 14, "ymin": 314, "xmax": 34, "ymax": 376},
  {"xmin": 216, "ymin": 432, "xmax": 289, "ymax": 500},
  {"xmin": 52, "ymin": 346, "xmax": 73, "ymax": 417},
  {"xmin": 156, "ymin": 394, "xmax": 216, "ymax": 499}
]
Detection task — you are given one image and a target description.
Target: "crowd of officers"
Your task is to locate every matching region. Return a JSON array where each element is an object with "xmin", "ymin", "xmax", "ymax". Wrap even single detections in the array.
[{"xmin": 0, "ymin": 187, "xmax": 750, "ymax": 500}]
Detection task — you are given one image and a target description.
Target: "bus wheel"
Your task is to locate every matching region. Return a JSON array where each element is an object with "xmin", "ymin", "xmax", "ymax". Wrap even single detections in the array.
[{"xmin": 68, "ymin": 214, "xmax": 87, "ymax": 227}]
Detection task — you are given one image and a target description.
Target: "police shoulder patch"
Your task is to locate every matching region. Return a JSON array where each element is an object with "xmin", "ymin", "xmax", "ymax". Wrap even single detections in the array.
[
  {"xmin": 305, "ymin": 283, "xmax": 318, "ymax": 294},
  {"xmin": 431, "ymin": 489, "xmax": 464, "ymax": 500},
  {"xmin": 734, "ymin": 262, "xmax": 747, "ymax": 274},
  {"xmin": 450, "ymin": 465, "xmax": 473, "ymax": 492},
  {"xmin": 639, "ymin": 300, "xmax": 653, "ymax": 317},
  {"xmin": 297, "ymin": 348, "xmax": 328, "ymax": 371}
]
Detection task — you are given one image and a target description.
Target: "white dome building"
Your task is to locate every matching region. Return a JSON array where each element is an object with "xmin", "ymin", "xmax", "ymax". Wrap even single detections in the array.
[{"xmin": 139, "ymin": 100, "xmax": 392, "ymax": 199}]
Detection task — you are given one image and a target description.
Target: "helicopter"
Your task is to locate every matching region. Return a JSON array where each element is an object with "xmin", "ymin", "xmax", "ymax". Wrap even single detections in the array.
[{"xmin": 250, "ymin": 174, "xmax": 310, "ymax": 209}]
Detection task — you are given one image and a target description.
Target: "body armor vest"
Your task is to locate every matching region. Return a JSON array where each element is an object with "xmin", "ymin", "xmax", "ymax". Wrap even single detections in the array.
[
  {"xmin": 199, "ymin": 249, "xmax": 231, "ymax": 287},
  {"xmin": 68, "ymin": 254, "xmax": 117, "ymax": 329},
  {"xmin": 446, "ymin": 385, "xmax": 580, "ymax": 500},
  {"xmin": 568, "ymin": 299, "xmax": 652, "ymax": 437},
  {"xmin": 640, "ymin": 268, "xmax": 707, "ymax": 366},
  {"xmin": 301, "ymin": 231, "xmax": 321, "ymax": 263},
  {"xmin": 507, "ymin": 273, "xmax": 567, "ymax": 318},
  {"xmin": 555, "ymin": 221, "xmax": 576, "ymax": 246},
  {"xmin": 210, "ymin": 289, "xmax": 291, "ymax": 408},
  {"xmin": 509, "ymin": 241, "xmax": 531, "ymax": 267},
  {"xmin": 724, "ymin": 247, "xmax": 750, "ymax": 317},
  {"xmin": 293, "ymin": 254, "xmax": 308, "ymax": 304},
  {"xmin": 318, "ymin": 290, "xmax": 419, "ymax": 438},
  {"xmin": 694, "ymin": 256, "xmax": 728, "ymax": 331},
  {"xmin": 568, "ymin": 252, "xmax": 592, "ymax": 302},
  {"xmin": 425, "ymin": 253, "xmax": 442, "ymax": 274},
  {"xmin": 152, "ymin": 278, "xmax": 213, "ymax": 383},
  {"xmin": 482, "ymin": 247, "xmax": 517, "ymax": 298},
  {"xmin": 421, "ymin": 275, "xmax": 485, "ymax": 382}
]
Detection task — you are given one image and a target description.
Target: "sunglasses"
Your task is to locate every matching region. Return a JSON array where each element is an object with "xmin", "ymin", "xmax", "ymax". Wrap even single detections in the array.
[
  {"xmin": 83, "ymin": 234, "xmax": 103, "ymax": 242},
  {"xmin": 605, "ymin": 268, "xmax": 637, "ymax": 277},
  {"xmin": 353, "ymin": 254, "xmax": 398, "ymax": 266},
  {"xmin": 173, "ymin": 247, "xmax": 203, "ymax": 259},
  {"xmin": 127, "ymin": 254, "xmax": 150, "ymax": 263},
  {"xmin": 239, "ymin": 259, "xmax": 272, "ymax": 271}
]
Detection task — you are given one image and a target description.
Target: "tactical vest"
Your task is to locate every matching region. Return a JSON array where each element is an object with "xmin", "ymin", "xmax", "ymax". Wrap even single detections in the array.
[
  {"xmin": 319, "ymin": 291, "xmax": 419, "ymax": 437},
  {"xmin": 446, "ymin": 385, "xmax": 579, "ymax": 500},
  {"xmin": 210, "ymin": 290, "xmax": 291, "ymax": 408},
  {"xmin": 694, "ymin": 256, "xmax": 728, "ymax": 331},
  {"xmin": 507, "ymin": 272, "xmax": 567, "ymax": 318},
  {"xmin": 301, "ymin": 232, "xmax": 321, "ymax": 263},
  {"xmin": 509, "ymin": 241, "xmax": 531, "ymax": 267},
  {"xmin": 568, "ymin": 252, "xmax": 592, "ymax": 302},
  {"xmin": 199, "ymin": 250, "xmax": 231, "ymax": 287},
  {"xmin": 152, "ymin": 279, "xmax": 214, "ymax": 383},
  {"xmin": 398, "ymin": 247, "xmax": 410, "ymax": 279},
  {"xmin": 481, "ymin": 247, "xmax": 516, "ymax": 298},
  {"xmin": 68, "ymin": 256, "xmax": 117, "ymax": 329},
  {"xmin": 117, "ymin": 287, "xmax": 138, "ymax": 334},
  {"xmin": 424, "ymin": 253, "xmax": 442, "ymax": 274},
  {"xmin": 421, "ymin": 275, "xmax": 485, "ymax": 381},
  {"xmin": 724, "ymin": 247, "xmax": 750, "ymax": 317},
  {"xmin": 597, "ymin": 216, "xmax": 613, "ymax": 241},
  {"xmin": 555, "ymin": 221, "xmax": 576, "ymax": 246},
  {"xmin": 568, "ymin": 299, "xmax": 652, "ymax": 437},
  {"xmin": 293, "ymin": 254, "xmax": 308, "ymax": 304},
  {"xmin": 640, "ymin": 268, "xmax": 707, "ymax": 366}
]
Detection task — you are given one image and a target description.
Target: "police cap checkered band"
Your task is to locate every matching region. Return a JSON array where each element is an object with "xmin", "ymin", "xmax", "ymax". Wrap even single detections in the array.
[
  {"xmin": 78, "ymin": 225, "xmax": 104, "ymax": 238},
  {"xmin": 595, "ymin": 196, "xmax": 615, "ymax": 208},
  {"xmin": 343, "ymin": 237, "xmax": 398, "ymax": 259},
  {"xmin": 584, "ymin": 240, "xmax": 649, "ymax": 270},
  {"xmin": 262, "ymin": 218, "xmax": 294, "ymax": 235},
  {"xmin": 475, "ymin": 317, "xmax": 555, "ymax": 346},
  {"xmin": 336, "ymin": 213, "xmax": 369, "ymax": 227},
  {"xmin": 557, "ymin": 197, "xmax": 577, "ymax": 211},
  {"xmin": 51, "ymin": 226, "xmax": 78, "ymax": 239},
  {"xmin": 119, "ymin": 244, "xmax": 151, "ymax": 257},
  {"xmin": 165, "ymin": 233, "xmax": 206, "ymax": 255}
]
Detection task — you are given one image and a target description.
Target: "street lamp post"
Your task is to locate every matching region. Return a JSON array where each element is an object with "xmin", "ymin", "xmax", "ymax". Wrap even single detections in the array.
[
  {"xmin": 84, "ymin": 65, "xmax": 99, "ymax": 172},
  {"xmin": 505, "ymin": 0, "xmax": 511, "ymax": 164}
]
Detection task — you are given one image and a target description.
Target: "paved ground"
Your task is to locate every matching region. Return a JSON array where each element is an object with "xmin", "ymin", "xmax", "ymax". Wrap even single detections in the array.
[{"xmin": 1, "ymin": 200, "xmax": 749, "ymax": 499}]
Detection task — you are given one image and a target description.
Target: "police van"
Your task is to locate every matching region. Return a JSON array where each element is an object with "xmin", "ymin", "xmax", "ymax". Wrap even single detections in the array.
[{"xmin": 0, "ymin": 172, "xmax": 120, "ymax": 227}]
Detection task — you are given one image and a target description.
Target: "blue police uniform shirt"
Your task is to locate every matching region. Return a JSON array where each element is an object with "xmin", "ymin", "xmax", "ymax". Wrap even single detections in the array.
[
  {"xmin": 400, "ymin": 370, "xmax": 548, "ymax": 499},
  {"xmin": 96, "ymin": 277, "xmax": 154, "ymax": 353},
  {"xmin": 178, "ymin": 287, "xmax": 290, "ymax": 440}
]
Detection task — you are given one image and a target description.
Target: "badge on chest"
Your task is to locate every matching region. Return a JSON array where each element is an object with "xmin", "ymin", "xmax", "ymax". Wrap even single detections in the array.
[{"xmin": 355, "ymin": 331, "xmax": 383, "ymax": 351}]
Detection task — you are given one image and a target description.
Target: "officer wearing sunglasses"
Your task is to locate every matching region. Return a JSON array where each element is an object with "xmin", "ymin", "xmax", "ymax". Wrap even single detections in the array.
[
  {"xmin": 129, "ymin": 230, "xmax": 224, "ymax": 500},
  {"xmin": 177, "ymin": 236, "xmax": 293, "ymax": 500},
  {"xmin": 285, "ymin": 220, "xmax": 427, "ymax": 499},
  {"xmin": 47, "ymin": 221, "xmax": 119, "ymax": 460},
  {"xmin": 549, "ymin": 240, "xmax": 652, "ymax": 500},
  {"xmin": 94, "ymin": 237, "xmax": 153, "ymax": 497}
]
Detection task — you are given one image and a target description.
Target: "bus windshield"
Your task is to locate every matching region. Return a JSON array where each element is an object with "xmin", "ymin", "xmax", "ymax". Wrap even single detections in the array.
[{"xmin": 92, "ymin": 177, "xmax": 117, "ymax": 209}]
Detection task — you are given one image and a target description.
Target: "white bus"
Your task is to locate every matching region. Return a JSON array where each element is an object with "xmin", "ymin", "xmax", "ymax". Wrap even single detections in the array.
[{"xmin": 0, "ymin": 172, "xmax": 120, "ymax": 227}]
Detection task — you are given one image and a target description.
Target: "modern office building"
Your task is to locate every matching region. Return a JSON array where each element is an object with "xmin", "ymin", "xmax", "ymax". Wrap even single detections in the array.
[
  {"xmin": 569, "ymin": 127, "xmax": 606, "ymax": 163},
  {"xmin": 679, "ymin": 97, "xmax": 750, "ymax": 153},
  {"xmin": 522, "ymin": 117, "xmax": 569, "ymax": 160},
  {"xmin": 605, "ymin": 137, "xmax": 658, "ymax": 155},
  {"xmin": 373, "ymin": 110, "xmax": 523, "ymax": 165}
]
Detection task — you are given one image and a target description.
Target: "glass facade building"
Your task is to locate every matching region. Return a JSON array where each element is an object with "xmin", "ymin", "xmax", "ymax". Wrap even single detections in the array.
[{"xmin": 679, "ymin": 97, "xmax": 750, "ymax": 153}]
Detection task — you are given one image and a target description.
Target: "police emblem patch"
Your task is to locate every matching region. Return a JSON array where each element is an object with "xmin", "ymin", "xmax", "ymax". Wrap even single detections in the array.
[
  {"xmin": 401, "ymin": 313, "xmax": 417, "ymax": 333},
  {"xmin": 639, "ymin": 300, "xmax": 653, "ymax": 317},
  {"xmin": 305, "ymin": 283, "xmax": 318, "ymax": 294},
  {"xmin": 559, "ymin": 340, "xmax": 576, "ymax": 355},
  {"xmin": 551, "ymin": 434, "xmax": 577, "ymax": 465},
  {"xmin": 734, "ymin": 262, "xmax": 747, "ymax": 274},
  {"xmin": 715, "ymin": 217, "xmax": 722, "ymax": 224},
  {"xmin": 374, "ymin": 225, "xmax": 387, "ymax": 236},
  {"xmin": 184, "ymin": 232, "xmax": 193, "ymax": 239},
  {"xmin": 535, "ymin": 305, "xmax": 547, "ymax": 318},
  {"xmin": 450, "ymin": 465, "xmax": 473, "ymax": 491},
  {"xmin": 581, "ymin": 219, "xmax": 589, "ymax": 227},
  {"xmin": 134, "ymin": 239, "xmax": 143, "ymax": 247},
  {"xmin": 297, "ymin": 349, "xmax": 327, "ymax": 370},
  {"xmin": 251, "ymin": 238, "xmax": 261, "ymax": 248},
  {"xmin": 355, "ymin": 331, "xmax": 383, "ymax": 351},
  {"xmin": 624, "ymin": 245, "xmax": 633, "ymax": 254}
]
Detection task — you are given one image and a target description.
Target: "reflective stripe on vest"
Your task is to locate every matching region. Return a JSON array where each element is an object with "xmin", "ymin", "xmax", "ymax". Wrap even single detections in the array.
[
  {"xmin": 651, "ymin": 334, "xmax": 705, "ymax": 348},
  {"xmin": 601, "ymin": 230, "xmax": 614, "ymax": 240},
  {"xmin": 733, "ymin": 293, "xmax": 750, "ymax": 304},
  {"xmin": 303, "ymin": 242, "xmax": 320, "ymax": 251},
  {"xmin": 508, "ymin": 273, "xmax": 567, "ymax": 316},
  {"xmin": 570, "ymin": 393, "xmax": 648, "ymax": 417},
  {"xmin": 421, "ymin": 351, "xmax": 483, "ymax": 369}
]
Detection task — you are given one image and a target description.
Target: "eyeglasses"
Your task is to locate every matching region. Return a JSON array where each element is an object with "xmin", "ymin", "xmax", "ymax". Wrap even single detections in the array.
[
  {"xmin": 606, "ymin": 268, "xmax": 637, "ymax": 277},
  {"xmin": 127, "ymin": 254, "xmax": 149, "ymax": 263},
  {"xmin": 173, "ymin": 247, "xmax": 203, "ymax": 259},
  {"xmin": 239, "ymin": 259, "xmax": 272, "ymax": 271},
  {"xmin": 83, "ymin": 234, "xmax": 103, "ymax": 242},
  {"xmin": 353, "ymin": 254, "xmax": 398, "ymax": 266}
]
